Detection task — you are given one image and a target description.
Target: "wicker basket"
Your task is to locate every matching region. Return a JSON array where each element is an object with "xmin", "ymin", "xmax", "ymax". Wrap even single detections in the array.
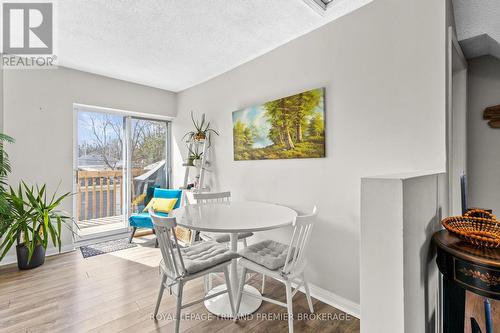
[
  {"xmin": 464, "ymin": 209, "xmax": 497, "ymax": 220},
  {"xmin": 174, "ymin": 226, "xmax": 193, "ymax": 245},
  {"xmin": 442, "ymin": 215, "xmax": 500, "ymax": 248}
]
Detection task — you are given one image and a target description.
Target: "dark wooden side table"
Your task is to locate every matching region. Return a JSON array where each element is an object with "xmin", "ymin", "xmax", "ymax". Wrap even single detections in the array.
[{"xmin": 433, "ymin": 230, "xmax": 500, "ymax": 333}]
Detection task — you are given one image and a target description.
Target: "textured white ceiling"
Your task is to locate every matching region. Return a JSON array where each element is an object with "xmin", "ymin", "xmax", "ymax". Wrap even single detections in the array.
[
  {"xmin": 56, "ymin": 0, "xmax": 372, "ymax": 92},
  {"xmin": 453, "ymin": 0, "xmax": 500, "ymax": 42}
]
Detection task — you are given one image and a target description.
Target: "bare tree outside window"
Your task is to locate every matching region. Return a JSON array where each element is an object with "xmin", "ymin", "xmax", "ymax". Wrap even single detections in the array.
[{"xmin": 78, "ymin": 113, "xmax": 166, "ymax": 170}]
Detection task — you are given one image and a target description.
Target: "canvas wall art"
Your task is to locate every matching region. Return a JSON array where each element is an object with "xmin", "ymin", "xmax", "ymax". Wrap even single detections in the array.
[{"xmin": 232, "ymin": 88, "xmax": 325, "ymax": 160}]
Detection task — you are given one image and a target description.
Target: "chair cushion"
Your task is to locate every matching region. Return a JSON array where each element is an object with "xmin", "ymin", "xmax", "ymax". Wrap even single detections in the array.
[
  {"xmin": 161, "ymin": 241, "xmax": 238, "ymax": 275},
  {"xmin": 200, "ymin": 232, "xmax": 254, "ymax": 243},
  {"xmin": 129, "ymin": 212, "xmax": 167, "ymax": 228},
  {"xmin": 143, "ymin": 198, "xmax": 178, "ymax": 213},
  {"xmin": 238, "ymin": 240, "xmax": 293, "ymax": 270}
]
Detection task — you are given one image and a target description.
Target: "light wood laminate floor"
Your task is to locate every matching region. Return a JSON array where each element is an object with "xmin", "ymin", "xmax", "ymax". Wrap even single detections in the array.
[{"xmin": 0, "ymin": 239, "xmax": 360, "ymax": 332}]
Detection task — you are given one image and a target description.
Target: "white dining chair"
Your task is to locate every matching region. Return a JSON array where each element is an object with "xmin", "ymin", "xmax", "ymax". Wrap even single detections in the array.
[
  {"xmin": 150, "ymin": 208, "xmax": 237, "ymax": 333},
  {"xmin": 193, "ymin": 191, "xmax": 255, "ymax": 292},
  {"xmin": 235, "ymin": 206, "xmax": 318, "ymax": 333}
]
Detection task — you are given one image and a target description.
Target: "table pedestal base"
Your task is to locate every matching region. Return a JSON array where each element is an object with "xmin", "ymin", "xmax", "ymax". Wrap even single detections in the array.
[{"xmin": 204, "ymin": 284, "xmax": 262, "ymax": 318}]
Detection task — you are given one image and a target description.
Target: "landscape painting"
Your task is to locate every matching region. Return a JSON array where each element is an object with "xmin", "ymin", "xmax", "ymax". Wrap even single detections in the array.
[{"xmin": 232, "ymin": 88, "xmax": 325, "ymax": 160}]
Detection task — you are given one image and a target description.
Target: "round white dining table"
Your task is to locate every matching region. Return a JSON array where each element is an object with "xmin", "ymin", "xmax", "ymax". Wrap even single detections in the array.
[{"xmin": 171, "ymin": 201, "xmax": 297, "ymax": 317}]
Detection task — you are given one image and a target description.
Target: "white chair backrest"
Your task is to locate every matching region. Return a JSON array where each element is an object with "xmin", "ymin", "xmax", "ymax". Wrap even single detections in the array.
[
  {"xmin": 282, "ymin": 206, "xmax": 318, "ymax": 275},
  {"xmin": 193, "ymin": 191, "xmax": 231, "ymax": 204},
  {"xmin": 149, "ymin": 208, "xmax": 186, "ymax": 279}
]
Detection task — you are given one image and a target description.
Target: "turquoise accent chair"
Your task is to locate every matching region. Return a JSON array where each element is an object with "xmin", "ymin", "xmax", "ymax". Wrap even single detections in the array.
[{"xmin": 128, "ymin": 188, "xmax": 182, "ymax": 244}]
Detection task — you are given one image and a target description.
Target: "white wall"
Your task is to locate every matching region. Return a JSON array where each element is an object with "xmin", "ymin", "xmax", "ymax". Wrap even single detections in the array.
[
  {"xmin": 360, "ymin": 176, "xmax": 405, "ymax": 331},
  {"xmin": 360, "ymin": 172, "xmax": 446, "ymax": 333},
  {"xmin": 402, "ymin": 173, "xmax": 446, "ymax": 333},
  {"xmin": 445, "ymin": 0, "xmax": 467, "ymax": 216},
  {"xmin": 467, "ymin": 56, "xmax": 500, "ymax": 214},
  {"xmin": 174, "ymin": 0, "xmax": 447, "ymax": 308},
  {"xmin": 0, "ymin": 64, "xmax": 3, "ymax": 131},
  {"xmin": 2, "ymin": 66, "xmax": 176, "ymax": 262},
  {"xmin": 449, "ymin": 64, "xmax": 467, "ymax": 215}
]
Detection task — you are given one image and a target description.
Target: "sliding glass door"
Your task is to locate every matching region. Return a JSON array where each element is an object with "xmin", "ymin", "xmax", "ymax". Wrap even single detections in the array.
[
  {"xmin": 129, "ymin": 118, "xmax": 168, "ymax": 215},
  {"xmin": 76, "ymin": 111, "xmax": 126, "ymax": 233},
  {"xmin": 75, "ymin": 107, "xmax": 169, "ymax": 236}
]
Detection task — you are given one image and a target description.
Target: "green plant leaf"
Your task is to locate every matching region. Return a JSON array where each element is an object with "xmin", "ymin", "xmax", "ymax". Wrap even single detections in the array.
[
  {"xmin": 0, "ymin": 237, "xmax": 15, "ymax": 261},
  {"xmin": 191, "ymin": 111, "xmax": 200, "ymax": 131},
  {"xmin": 200, "ymin": 114, "xmax": 206, "ymax": 130}
]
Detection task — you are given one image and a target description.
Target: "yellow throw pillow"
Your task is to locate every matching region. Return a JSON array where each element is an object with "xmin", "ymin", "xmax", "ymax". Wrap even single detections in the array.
[{"xmin": 143, "ymin": 198, "xmax": 178, "ymax": 214}]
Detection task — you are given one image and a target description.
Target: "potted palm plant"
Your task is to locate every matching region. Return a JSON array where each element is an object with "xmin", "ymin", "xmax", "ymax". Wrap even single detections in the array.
[
  {"xmin": 0, "ymin": 133, "xmax": 72, "ymax": 269},
  {"xmin": 0, "ymin": 182, "xmax": 72, "ymax": 269}
]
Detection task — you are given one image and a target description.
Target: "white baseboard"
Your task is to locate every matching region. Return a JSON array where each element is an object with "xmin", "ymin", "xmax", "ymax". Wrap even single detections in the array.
[
  {"xmin": 0, "ymin": 244, "xmax": 75, "ymax": 267},
  {"xmin": 294, "ymin": 282, "xmax": 360, "ymax": 319},
  {"xmin": 75, "ymin": 230, "xmax": 130, "ymax": 247}
]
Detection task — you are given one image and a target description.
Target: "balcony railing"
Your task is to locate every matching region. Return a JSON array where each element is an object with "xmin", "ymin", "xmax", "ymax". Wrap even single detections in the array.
[{"xmin": 76, "ymin": 169, "xmax": 143, "ymax": 224}]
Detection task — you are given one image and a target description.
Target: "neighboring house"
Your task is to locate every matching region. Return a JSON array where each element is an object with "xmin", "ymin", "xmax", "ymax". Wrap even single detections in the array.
[{"xmin": 78, "ymin": 153, "xmax": 122, "ymax": 170}]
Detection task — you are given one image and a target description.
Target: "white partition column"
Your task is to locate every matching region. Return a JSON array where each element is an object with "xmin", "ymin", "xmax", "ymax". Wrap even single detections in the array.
[{"xmin": 360, "ymin": 171, "xmax": 447, "ymax": 333}]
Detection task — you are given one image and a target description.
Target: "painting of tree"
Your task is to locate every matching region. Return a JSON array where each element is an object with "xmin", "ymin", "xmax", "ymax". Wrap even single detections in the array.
[{"xmin": 232, "ymin": 88, "xmax": 325, "ymax": 160}]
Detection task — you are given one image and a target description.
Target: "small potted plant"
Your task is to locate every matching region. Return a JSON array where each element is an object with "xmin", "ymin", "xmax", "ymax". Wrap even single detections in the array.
[
  {"xmin": 0, "ymin": 182, "xmax": 72, "ymax": 270},
  {"xmin": 185, "ymin": 144, "xmax": 204, "ymax": 168},
  {"xmin": 183, "ymin": 111, "xmax": 219, "ymax": 143}
]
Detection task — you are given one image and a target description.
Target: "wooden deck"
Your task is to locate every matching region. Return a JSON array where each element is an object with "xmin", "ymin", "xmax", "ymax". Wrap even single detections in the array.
[
  {"xmin": 0, "ymin": 238, "xmax": 360, "ymax": 332},
  {"xmin": 77, "ymin": 215, "xmax": 125, "ymax": 229}
]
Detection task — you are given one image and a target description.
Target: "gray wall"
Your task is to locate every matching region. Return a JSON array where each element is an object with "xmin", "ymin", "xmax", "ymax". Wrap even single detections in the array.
[
  {"xmin": 447, "ymin": 0, "xmax": 468, "ymax": 216},
  {"xmin": 174, "ymin": 0, "xmax": 447, "ymax": 308},
  {"xmin": 0, "ymin": 63, "xmax": 3, "ymax": 131},
  {"xmin": 361, "ymin": 172, "xmax": 446, "ymax": 333},
  {"xmin": 402, "ymin": 173, "xmax": 446, "ymax": 333},
  {"xmin": 2, "ymin": 66, "xmax": 176, "ymax": 262},
  {"xmin": 467, "ymin": 56, "xmax": 500, "ymax": 214}
]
